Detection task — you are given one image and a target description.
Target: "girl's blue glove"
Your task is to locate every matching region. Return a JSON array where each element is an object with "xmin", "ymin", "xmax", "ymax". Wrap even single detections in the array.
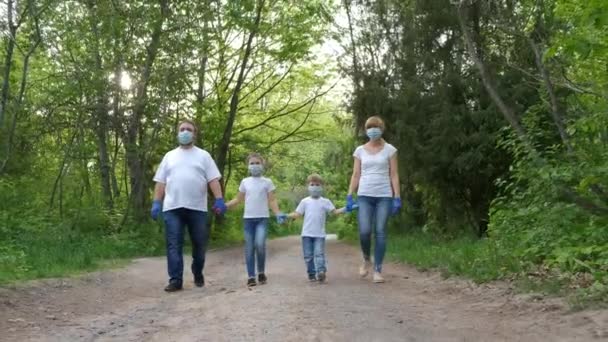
[
  {"xmin": 276, "ymin": 213, "xmax": 287, "ymax": 224},
  {"xmin": 151, "ymin": 200, "xmax": 162, "ymax": 220}
]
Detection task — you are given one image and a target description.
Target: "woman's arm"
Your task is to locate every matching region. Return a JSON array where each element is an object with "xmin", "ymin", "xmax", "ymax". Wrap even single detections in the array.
[
  {"xmin": 347, "ymin": 157, "xmax": 362, "ymax": 195},
  {"xmin": 389, "ymin": 153, "xmax": 400, "ymax": 198},
  {"xmin": 226, "ymin": 192, "xmax": 245, "ymax": 209},
  {"xmin": 268, "ymin": 191, "xmax": 281, "ymax": 215}
]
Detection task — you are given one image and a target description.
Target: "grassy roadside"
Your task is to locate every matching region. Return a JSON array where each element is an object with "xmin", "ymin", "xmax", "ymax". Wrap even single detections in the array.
[{"xmin": 336, "ymin": 225, "xmax": 608, "ymax": 310}]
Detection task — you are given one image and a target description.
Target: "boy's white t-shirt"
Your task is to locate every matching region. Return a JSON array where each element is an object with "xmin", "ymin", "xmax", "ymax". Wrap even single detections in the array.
[
  {"xmin": 295, "ymin": 196, "xmax": 336, "ymax": 238},
  {"xmin": 239, "ymin": 177, "xmax": 276, "ymax": 218},
  {"xmin": 153, "ymin": 146, "xmax": 221, "ymax": 212},
  {"xmin": 353, "ymin": 143, "xmax": 397, "ymax": 198}
]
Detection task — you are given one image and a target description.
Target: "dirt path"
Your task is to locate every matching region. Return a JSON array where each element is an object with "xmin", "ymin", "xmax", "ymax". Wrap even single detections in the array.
[{"xmin": 1, "ymin": 236, "xmax": 607, "ymax": 342}]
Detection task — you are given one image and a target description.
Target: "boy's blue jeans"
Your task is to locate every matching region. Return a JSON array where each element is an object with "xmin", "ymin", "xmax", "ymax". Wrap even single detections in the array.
[
  {"xmin": 243, "ymin": 218, "xmax": 268, "ymax": 278},
  {"xmin": 163, "ymin": 208, "xmax": 209, "ymax": 286},
  {"xmin": 357, "ymin": 196, "xmax": 392, "ymax": 273},
  {"xmin": 302, "ymin": 236, "xmax": 326, "ymax": 275}
]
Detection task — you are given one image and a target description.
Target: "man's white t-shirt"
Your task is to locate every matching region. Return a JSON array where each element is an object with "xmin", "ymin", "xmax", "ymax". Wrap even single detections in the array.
[
  {"xmin": 239, "ymin": 177, "xmax": 276, "ymax": 218},
  {"xmin": 353, "ymin": 143, "xmax": 397, "ymax": 198},
  {"xmin": 153, "ymin": 146, "xmax": 221, "ymax": 212},
  {"xmin": 295, "ymin": 196, "xmax": 336, "ymax": 238}
]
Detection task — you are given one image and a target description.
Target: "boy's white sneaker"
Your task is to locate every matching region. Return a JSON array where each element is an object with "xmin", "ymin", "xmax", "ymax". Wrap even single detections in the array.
[
  {"xmin": 373, "ymin": 272, "xmax": 385, "ymax": 283},
  {"xmin": 359, "ymin": 260, "xmax": 371, "ymax": 278}
]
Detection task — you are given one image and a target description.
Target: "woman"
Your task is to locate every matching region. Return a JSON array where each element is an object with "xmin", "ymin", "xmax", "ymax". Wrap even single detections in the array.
[{"xmin": 346, "ymin": 116, "xmax": 401, "ymax": 283}]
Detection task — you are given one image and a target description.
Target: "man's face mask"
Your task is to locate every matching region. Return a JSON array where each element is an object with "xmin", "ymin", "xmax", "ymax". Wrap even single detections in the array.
[
  {"xmin": 308, "ymin": 184, "xmax": 323, "ymax": 198},
  {"xmin": 248, "ymin": 163, "xmax": 264, "ymax": 177},
  {"xmin": 366, "ymin": 127, "xmax": 382, "ymax": 140},
  {"xmin": 178, "ymin": 130, "xmax": 194, "ymax": 145}
]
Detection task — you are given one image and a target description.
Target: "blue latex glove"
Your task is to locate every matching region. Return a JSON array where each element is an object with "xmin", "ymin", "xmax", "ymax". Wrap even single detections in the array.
[
  {"xmin": 212, "ymin": 198, "xmax": 227, "ymax": 215},
  {"xmin": 151, "ymin": 200, "xmax": 162, "ymax": 220},
  {"xmin": 346, "ymin": 194, "xmax": 355, "ymax": 212},
  {"xmin": 351, "ymin": 203, "xmax": 359, "ymax": 211},
  {"xmin": 392, "ymin": 198, "xmax": 402, "ymax": 216},
  {"xmin": 276, "ymin": 213, "xmax": 287, "ymax": 224}
]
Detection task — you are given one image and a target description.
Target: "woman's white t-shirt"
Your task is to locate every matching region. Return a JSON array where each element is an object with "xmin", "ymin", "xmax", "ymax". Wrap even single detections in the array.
[
  {"xmin": 353, "ymin": 143, "xmax": 397, "ymax": 198},
  {"xmin": 153, "ymin": 146, "xmax": 221, "ymax": 212},
  {"xmin": 239, "ymin": 177, "xmax": 276, "ymax": 218}
]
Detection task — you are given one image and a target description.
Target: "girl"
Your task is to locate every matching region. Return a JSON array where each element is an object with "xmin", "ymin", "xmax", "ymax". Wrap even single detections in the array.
[{"xmin": 226, "ymin": 153, "xmax": 286, "ymax": 287}]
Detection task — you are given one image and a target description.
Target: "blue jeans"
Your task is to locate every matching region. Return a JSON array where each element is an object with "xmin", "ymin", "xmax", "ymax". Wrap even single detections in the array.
[
  {"xmin": 357, "ymin": 196, "xmax": 392, "ymax": 273},
  {"xmin": 163, "ymin": 208, "xmax": 209, "ymax": 286},
  {"xmin": 243, "ymin": 218, "xmax": 268, "ymax": 278},
  {"xmin": 302, "ymin": 237, "xmax": 326, "ymax": 275}
]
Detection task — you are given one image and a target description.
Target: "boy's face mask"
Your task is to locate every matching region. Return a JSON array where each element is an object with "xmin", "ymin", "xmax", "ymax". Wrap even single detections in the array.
[
  {"xmin": 308, "ymin": 184, "xmax": 323, "ymax": 198},
  {"xmin": 248, "ymin": 163, "xmax": 264, "ymax": 177}
]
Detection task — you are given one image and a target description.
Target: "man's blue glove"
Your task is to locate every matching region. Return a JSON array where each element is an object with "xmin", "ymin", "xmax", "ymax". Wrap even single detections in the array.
[
  {"xmin": 346, "ymin": 194, "xmax": 355, "ymax": 213},
  {"xmin": 392, "ymin": 198, "xmax": 402, "ymax": 216},
  {"xmin": 276, "ymin": 213, "xmax": 287, "ymax": 224},
  {"xmin": 151, "ymin": 200, "xmax": 162, "ymax": 220},
  {"xmin": 212, "ymin": 198, "xmax": 227, "ymax": 215}
]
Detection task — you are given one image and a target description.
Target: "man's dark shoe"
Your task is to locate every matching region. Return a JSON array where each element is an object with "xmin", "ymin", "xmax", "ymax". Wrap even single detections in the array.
[
  {"xmin": 194, "ymin": 275, "xmax": 204, "ymax": 287},
  {"xmin": 317, "ymin": 272, "xmax": 326, "ymax": 283},
  {"xmin": 247, "ymin": 277, "xmax": 257, "ymax": 287},
  {"xmin": 258, "ymin": 273, "xmax": 267, "ymax": 285},
  {"xmin": 308, "ymin": 273, "xmax": 317, "ymax": 282},
  {"xmin": 164, "ymin": 282, "xmax": 183, "ymax": 292}
]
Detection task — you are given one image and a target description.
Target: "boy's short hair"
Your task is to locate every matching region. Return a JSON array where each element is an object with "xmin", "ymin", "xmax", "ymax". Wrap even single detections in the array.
[{"xmin": 307, "ymin": 173, "xmax": 323, "ymax": 184}]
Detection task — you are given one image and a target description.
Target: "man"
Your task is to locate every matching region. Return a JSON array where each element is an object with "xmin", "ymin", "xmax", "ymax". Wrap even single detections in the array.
[{"xmin": 151, "ymin": 119, "xmax": 227, "ymax": 292}]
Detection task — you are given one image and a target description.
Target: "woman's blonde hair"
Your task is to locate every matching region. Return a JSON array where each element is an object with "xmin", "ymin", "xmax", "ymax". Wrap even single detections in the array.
[{"xmin": 365, "ymin": 116, "xmax": 385, "ymax": 131}]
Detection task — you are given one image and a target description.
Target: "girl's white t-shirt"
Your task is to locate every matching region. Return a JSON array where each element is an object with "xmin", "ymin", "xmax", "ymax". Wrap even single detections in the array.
[
  {"xmin": 153, "ymin": 146, "xmax": 221, "ymax": 212},
  {"xmin": 353, "ymin": 143, "xmax": 397, "ymax": 198},
  {"xmin": 239, "ymin": 177, "xmax": 276, "ymax": 218}
]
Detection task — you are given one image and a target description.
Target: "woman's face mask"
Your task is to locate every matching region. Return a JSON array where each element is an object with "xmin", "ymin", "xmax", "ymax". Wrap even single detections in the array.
[
  {"xmin": 308, "ymin": 184, "xmax": 323, "ymax": 198},
  {"xmin": 366, "ymin": 127, "xmax": 383, "ymax": 140}
]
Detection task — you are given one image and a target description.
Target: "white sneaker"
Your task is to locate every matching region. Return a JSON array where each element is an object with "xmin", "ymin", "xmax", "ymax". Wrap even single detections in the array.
[
  {"xmin": 373, "ymin": 272, "xmax": 385, "ymax": 283},
  {"xmin": 359, "ymin": 260, "xmax": 371, "ymax": 278}
]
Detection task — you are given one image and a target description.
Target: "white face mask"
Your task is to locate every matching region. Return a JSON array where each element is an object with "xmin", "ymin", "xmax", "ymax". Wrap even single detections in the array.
[
  {"xmin": 366, "ymin": 127, "xmax": 382, "ymax": 140},
  {"xmin": 308, "ymin": 185, "xmax": 323, "ymax": 197},
  {"xmin": 248, "ymin": 164, "xmax": 264, "ymax": 177}
]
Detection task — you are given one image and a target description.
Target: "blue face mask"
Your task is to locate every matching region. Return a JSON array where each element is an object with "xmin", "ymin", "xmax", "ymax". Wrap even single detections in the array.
[
  {"xmin": 248, "ymin": 164, "xmax": 264, "ymax": 177},
  {"xmin": 178, "ymin": 130, "xmax": 194, "ymax": 145},
  {"xmin": 308, "ymin": 185, "xmax": 323, "ymax": 198},
  {"xmin": 366, "ymin": 127, "xmax": 383, "ymax": 140}
]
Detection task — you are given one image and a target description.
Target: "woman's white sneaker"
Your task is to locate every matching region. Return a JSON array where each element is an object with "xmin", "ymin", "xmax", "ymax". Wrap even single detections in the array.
[
  {"xmin": 359, "ymin": 260, "xmax": 371, "ymax": 278},
  {"xmin": 373, "ymin": 272, "xmax": 385, "ymax": 283}
]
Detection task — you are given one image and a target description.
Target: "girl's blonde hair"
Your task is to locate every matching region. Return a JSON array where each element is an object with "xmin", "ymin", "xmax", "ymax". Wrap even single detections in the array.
[
  {"xmin": 246, "ymin": 152, "xmax": 265, "ymax": 165},
  {"xmin": 307, "ymin": 173, "xmax": 324, "ymax": 185}
]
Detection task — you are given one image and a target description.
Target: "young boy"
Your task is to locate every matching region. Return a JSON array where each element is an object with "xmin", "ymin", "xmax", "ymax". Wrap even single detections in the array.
[{"xmin": 287, "ymin": 174, "xmax": 350, "ymax": 283}]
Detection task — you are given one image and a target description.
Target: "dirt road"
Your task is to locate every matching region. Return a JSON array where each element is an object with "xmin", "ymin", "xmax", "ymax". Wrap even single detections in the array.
[{"xmin": 1, "ymin": 236, "xmax": 607, "ymax": 341}]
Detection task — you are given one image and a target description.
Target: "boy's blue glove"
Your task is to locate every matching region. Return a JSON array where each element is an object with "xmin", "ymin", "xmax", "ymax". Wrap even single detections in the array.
[
  {"xmin": 391, "ymin": 198, "xmax": 402, "ymax": 216},
  {"xmin": 346, "ymin": 194, "xmax": 355, "ymax": 212},
  {"xmin": 276, "ymin": 213, "xmax": 287, "ymax": 224},
  {"xmin": 151, "ymin": 200, "xmax": 162, "ymax": 220},
  {"xmin": 212, "ymin": 198, "xmax": 227, "ymax": 215}
]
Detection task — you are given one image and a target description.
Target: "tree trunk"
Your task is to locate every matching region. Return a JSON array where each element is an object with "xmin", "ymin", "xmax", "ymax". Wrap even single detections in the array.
[
  {"xmin": 0, "ymin": 0, "xmax": 16, "ymax": 129},
  {"xmin": 215, "ymin": 0, "xmax": 265, "ymax": 182}
]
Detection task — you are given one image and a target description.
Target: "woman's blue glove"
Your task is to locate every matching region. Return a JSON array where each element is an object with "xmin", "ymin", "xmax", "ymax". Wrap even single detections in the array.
[
  {"xmin": 392, "ymin": 198, "xmax": 402, "ymax": 216},
  {"xmin": 212, "ymin": 198, "xmax": 227, "ymax": 215},
  {"xmin": 346, "ymin": 194, "xmax": 355, "ymax": 212},
  {"xmin": 151, "ymin": 200, "xmax": 162, "ymax": 220}
]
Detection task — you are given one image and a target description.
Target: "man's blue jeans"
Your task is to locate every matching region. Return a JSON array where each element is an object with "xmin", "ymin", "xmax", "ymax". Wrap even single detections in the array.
[
  {"xmin": 163, "ymin": 208, "xmax": 209, "ymax": 286},
  {"xmin": 302, "ymin": 236, "xmax": 326, "ymax": 276},
  {"xmin": 243, "ymin": 218, "xmax": 268, "ymax": 278},
  {"xmin": 357, "ymin": 196, "xmax": 392, "ymax": 273}
]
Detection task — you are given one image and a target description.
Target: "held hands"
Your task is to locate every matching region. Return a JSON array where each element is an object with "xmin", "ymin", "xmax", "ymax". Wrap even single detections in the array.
[
  {"xmin": 346, "ymin": 194, "xmax": 356, "ymax": 213},
  {"xmin": 392, "ymin": 198, "xmax": 402, "ymax": 216},
  {"xmin": 150, "ymin": 200, "xmax": 162, "ymax": 220},
  {"xmin": 212, "ymin": 198, "xmax": 227, "ymax": 215},
  {"xmin": 276, "ymin": 212, "xmax": 288, "ymax": 225}
]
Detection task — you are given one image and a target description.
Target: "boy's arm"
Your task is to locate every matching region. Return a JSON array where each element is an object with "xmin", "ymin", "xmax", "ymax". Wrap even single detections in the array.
[
  {"xmin": 287, "ymin": 212, "xmax": 303, "ymax": 219},
  {"xmin": 226, "ymin": 192, "xmax": 245, "ymax": 209},
  {"xmin": 332, "ymin": 207, "xmax": 347, "ymax": 215}
]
